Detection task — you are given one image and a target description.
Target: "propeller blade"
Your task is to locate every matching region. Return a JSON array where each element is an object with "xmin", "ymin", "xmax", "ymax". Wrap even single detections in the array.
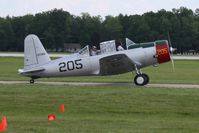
[
  {"xmin": 171, "ymin": 56, "xmax": 175, "ymax": 72},
  {"xmin": 167, "ymin": 32, "xmax": 175, "ymax": 72}
]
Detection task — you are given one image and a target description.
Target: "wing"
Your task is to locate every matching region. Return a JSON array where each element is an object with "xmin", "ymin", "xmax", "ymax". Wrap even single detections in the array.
[{"xmin": 99, "ymin": 54, "xmax": 135, "ymax": 75}]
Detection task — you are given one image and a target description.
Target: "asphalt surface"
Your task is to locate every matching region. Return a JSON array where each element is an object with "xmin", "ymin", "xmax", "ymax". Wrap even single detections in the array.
[{"xmin": 0, "ymin": 80, "xmax": 199, "ymax": 89}]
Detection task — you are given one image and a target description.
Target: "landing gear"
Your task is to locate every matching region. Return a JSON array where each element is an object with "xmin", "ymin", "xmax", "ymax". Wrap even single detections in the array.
[
  {"xmin": 133, "ymin": 65, "xmax": 150, "ymax": 86},
  {"xmin": 30, "ymin": 78, "xmax": 35, "ymax": 84},
  {"xmin": 141, "ymin": 73, "xmax": 149, "ymax": 85},
  {"xmin": 134, "ymin": 74, "xmax": 149, "ymax": 86}
]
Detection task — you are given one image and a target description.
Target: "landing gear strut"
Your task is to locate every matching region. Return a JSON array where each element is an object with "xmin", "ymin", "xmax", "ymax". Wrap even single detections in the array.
[{"xmin": 133, "ymin": 65, "xmax": 149, "ymax": 86}]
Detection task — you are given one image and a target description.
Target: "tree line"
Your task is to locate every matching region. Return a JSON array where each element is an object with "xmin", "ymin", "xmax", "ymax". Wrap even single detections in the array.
[{"xmin": 0, "ymin": 7, "xmax": 199, "ymax": 53}]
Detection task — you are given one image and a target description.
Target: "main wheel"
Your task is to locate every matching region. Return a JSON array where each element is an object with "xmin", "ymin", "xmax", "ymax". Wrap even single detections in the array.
[
  {"xmin": 134, "ymin": 74, "xmax": 149, "ymax": 86},
  {"xmin": 142, "ymin": 73, "xmax": 150, "ymax": 85}
]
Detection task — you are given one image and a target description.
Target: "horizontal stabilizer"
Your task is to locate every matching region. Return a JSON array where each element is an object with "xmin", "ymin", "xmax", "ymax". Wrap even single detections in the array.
[{"xmin": 18, "ymin": 67, "xmax": 45, "ymax": 74}]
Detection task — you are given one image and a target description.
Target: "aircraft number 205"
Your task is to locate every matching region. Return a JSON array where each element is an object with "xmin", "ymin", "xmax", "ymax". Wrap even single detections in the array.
[{"xmin": 59, "ymin": 59, "xmax": 83, "ymax": 72}]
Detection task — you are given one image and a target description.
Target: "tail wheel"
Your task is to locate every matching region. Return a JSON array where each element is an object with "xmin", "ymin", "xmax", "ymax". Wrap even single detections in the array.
[
  {"xmin": 134, "ymin": 73, "xmax": 149, "ymax": 86},
  {"xmin": 30, "ymin": 79, "xmax": 34, "ymax": 84}
]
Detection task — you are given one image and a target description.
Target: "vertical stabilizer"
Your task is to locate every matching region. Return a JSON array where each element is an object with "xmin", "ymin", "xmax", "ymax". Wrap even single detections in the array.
[{"xmin": 24, "ymin": 34, "xmax": 51, "ymax": 69}]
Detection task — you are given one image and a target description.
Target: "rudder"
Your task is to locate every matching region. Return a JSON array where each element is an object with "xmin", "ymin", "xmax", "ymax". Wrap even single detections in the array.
[{"xmin": 24, "ymin": 34, "xmax": 51, "ymax": 69}]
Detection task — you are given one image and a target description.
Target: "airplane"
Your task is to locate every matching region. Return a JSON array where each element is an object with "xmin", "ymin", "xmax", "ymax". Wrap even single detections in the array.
[{"xmin": 18, "ymin": 34, "xmax": 173, "ymax": 86}]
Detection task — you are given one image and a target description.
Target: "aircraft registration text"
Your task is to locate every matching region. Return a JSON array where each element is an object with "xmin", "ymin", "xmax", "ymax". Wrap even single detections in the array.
[{"xmin": 59, "ymin": 59, "xmax": 83, "ymax": 72}]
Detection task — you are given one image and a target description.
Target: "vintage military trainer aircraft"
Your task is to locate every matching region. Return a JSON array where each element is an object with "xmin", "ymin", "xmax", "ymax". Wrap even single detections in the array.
[{"xmin": 18, "ymin": 34, "xmax": 174, "ymax": 86}]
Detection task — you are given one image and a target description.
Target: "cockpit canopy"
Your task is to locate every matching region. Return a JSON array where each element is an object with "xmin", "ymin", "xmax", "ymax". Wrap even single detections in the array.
[{"xmin": 76, "ymin": 38, "xmax": 168, "ymax": 57}]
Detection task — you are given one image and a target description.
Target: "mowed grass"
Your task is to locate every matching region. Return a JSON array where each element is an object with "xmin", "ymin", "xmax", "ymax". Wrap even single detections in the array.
[
  {"xmin": 0, "ymin": 57, "xmax": 199, "ymax": 84},
  {"xmin": 0, "ymin": 84, "xmax": 199, "ymax": 133}
]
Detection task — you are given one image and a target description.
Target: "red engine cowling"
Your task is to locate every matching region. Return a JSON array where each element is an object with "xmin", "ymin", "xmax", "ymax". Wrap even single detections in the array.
[{"xmin": 155, "ymin": 41, "xmax": 171, "ymax": 64}]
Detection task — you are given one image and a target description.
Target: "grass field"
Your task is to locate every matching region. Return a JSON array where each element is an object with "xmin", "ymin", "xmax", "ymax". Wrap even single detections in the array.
[
  {"xmin": 1, "ymin": 84, "xmax": 199, "ymax": 133},
  {"xmin": 0, "ymin": 57, "xmax": 199, "ymax": 132}
]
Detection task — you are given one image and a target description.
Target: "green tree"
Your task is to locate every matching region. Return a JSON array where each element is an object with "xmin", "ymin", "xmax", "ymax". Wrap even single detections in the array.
[
  {"xmin": 0, "ymin": 7, "xmax": 199, "ymax": 53},
  {"xmin": 0, "ymin": 17, "xmax": 14, "ymax": 51},
  {"xmin": 71, "ymin": 13, "xmax": 102, "ymax": 47},
  {"xmin": 10, "ymin": 15, "xmax": 34, "ymax": 51},
  {"xmin": 102, "ymin": 15, "xmax": 122, "ymax": 40}
]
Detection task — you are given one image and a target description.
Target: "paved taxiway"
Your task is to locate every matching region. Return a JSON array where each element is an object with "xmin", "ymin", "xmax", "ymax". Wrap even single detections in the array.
[{"xmin": 0, "ymin": 81, "xmax": 199, "ymax": 89}]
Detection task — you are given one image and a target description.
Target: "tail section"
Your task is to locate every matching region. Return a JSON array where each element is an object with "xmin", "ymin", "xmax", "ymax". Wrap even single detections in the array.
[{"xmin": 24, "ymin": 34, "xmax": 51, "ymax": 69}]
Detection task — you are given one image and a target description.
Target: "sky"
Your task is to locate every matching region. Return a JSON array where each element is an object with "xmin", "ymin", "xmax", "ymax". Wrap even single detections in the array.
[{"xmin": 0, "ymin": 0, "xmax": 199, "ymax": 17}]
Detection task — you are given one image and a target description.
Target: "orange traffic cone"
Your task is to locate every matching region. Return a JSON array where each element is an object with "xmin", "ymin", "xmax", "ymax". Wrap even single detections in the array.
[
  {"xmin": 0, "ymin": 116, "xmax": 7, "ymax": 132},
  {"xmin": 48, "ymin": 114, "xmax": 56, "ymax": 121},
  {"xmin": 60, "ymin": 104, "xmax": 65, "ymax": 113}
]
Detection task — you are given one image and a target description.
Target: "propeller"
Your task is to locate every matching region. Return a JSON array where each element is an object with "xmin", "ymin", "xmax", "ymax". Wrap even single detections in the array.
[{"xmin": 167, "ymin": 32, "xmax": 176, "ymax": 72}]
